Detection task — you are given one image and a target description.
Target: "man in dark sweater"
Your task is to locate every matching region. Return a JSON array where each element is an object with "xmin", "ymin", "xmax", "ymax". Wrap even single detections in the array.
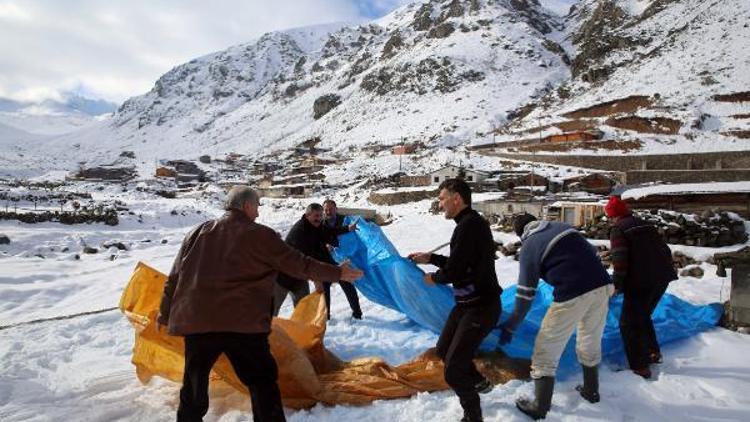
[
  {"xmin": 408, "ymin": 178, "xmax": 502, "ymax": 422},
  {"xmin": 273, "ymin": 202, "xmax": 358, "ymax": 317},
  {"xmin": 322, "ymin": 199, "xmax": 362, "ymax": 320},
  {"xmin": 499, "ymin": 214, "xmax": 613, "ymax": 420},
  {"xmin": 606, "ymin": 195, "xmax": 677, "ymax": 379}
]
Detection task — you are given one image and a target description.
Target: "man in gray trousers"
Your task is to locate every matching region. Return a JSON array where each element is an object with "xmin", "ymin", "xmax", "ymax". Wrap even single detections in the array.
[{"xmin": 499, "ymin": 214, "xmax": 613, "ymax": 420}]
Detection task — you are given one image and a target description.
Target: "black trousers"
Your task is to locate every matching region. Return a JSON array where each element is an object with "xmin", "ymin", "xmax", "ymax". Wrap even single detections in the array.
[
  {"xmin": 436, "ymin": 301, "xmax": 501, "ymax": 419},
  {"xmin": 619, "ymin": 282, "xmax": 669, "ymax": 370},
  {"xmin": 177, "ymin": 332, "xmax": 285, "ymax": 422},
  {"xmin": 323, "ymin": 281, "xmax": 362, "ymax": 320}
]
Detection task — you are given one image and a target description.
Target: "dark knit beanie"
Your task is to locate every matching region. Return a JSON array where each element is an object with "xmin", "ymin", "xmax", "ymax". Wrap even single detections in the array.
[{"xmin": 513, "ymin": 213, "xmax": 538, "ymax": 237}]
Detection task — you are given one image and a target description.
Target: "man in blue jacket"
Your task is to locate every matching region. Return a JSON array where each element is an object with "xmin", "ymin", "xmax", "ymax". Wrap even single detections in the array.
[{"xmin": 499, "ymin": 214, "xmax": 613, "ymax": 420}]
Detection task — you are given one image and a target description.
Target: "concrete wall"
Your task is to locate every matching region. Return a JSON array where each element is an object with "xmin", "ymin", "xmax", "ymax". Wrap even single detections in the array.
[
  {"xmin": 627, "ymin": 193, "xmax": 750, "ymax": 218},
  {"xmin": 491, "ymin": 151, "xmax": 750, "ymax": 173},
  {"xmin": 474, "ymin": 200, "xmax": 546, "ymax": 217}
]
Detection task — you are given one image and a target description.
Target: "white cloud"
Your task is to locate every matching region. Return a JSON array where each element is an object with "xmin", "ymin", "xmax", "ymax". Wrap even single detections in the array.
[
  {"xmin": 0, "ymin": 0, "xmax": 372, "ymax": 103},
  {"xmin": 0, "ymin": 2, "xmax": 30, "ymax": 21}
]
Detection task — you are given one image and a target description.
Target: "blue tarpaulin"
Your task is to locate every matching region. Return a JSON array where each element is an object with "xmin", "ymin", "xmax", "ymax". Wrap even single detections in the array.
[{"xmin": 332, "ymin": 217, "xmax": 723, "ymax": 373}]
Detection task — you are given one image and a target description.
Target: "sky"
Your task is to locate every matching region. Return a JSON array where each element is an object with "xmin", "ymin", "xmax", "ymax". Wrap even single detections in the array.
[{"xmin": 0, "ymin": 0, "xmax": 574, "ymax": 105}]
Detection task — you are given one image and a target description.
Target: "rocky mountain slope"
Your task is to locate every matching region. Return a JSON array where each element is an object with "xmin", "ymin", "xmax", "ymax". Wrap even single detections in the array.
[{"xmin": 500, "ymin": 0, "xmax": 750, "ymax": 155}]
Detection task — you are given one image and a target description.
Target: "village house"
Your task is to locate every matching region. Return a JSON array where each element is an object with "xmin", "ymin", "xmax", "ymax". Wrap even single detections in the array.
[
  {"xmin": 562, "ymin": 172, "xmax": 619, "ymax": 195},
  {"xmin": 469, "ymin": 130, "xmax": 605, "ymax": 151},
  {"xmin": 75, "ymin": 165, "xmax": 137, "ymax": 182},
  {"xmin": 429, "ymin": 165, "xmax": 491, "ymax": 186},
  {"xmin": 542, "ymin": 130, "xmax": 604, "ymax": 144},
  {"xmin": 293, "ymin": 137, "xmax": 331, "ymax": 157},
  {"xmin": 493, "ymin": 172, "xmax": 550, "ymax": 192},
  {"xmin": 391, "ymin": 144, "xmax": 418, "ymax": 155},
  {"xmin": 154, "ymin": 160, "xmax": 207, "ymax": 184}
]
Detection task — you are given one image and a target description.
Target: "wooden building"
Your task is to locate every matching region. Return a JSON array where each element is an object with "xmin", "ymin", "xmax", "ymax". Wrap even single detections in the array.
[
  {"xmin": 545, "ymin": 201, "xmax": 606, "ymax": 227},
  {"xmin": 392, "ymin": 144, "xmax": 417, "ymax": 155},
  {"xmin": 543, "ymin": 130, "xmax": 604, "ymax": 144},
  {"xmin": 562, "ymin": 173, "xmax": 618, "ymax": 195}
]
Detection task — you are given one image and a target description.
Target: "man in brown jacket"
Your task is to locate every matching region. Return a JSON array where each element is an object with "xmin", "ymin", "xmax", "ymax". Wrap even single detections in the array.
[{"xmin": 158, "ymin": 186, "xmax": 362, "ymax": 422}]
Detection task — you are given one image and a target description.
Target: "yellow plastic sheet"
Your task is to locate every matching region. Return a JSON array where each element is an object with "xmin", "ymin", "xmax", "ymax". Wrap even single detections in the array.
[{"xmin": 119, "ymin": 262, "xmax": 530, "ymax": 409}]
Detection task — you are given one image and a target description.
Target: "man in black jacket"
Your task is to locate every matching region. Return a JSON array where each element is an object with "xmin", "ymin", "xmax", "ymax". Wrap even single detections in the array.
[
  {"xmin": 322, "ymin": 199, "xmax": 362, "ymax": 320},
  {"xmin": 409, "ymin": 178, "xmax": 502, "ymax": 422},
  {"xmin": 606, "ymin": 196, "xmax": 677, "ymax": 379},
  {"xmin": 273, "ymin": 202, "xmax": 357, "ymax": 317}
]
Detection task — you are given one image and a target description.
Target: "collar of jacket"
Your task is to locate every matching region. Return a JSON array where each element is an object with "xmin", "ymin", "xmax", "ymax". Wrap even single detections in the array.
[
  {"xmin": 453, "ymin": 206, "xmax": 473, "ymax": 224},
  {"xmin": 225, "ymin": 209, "xmax": 252, "ymax": 223},
  {"xmin": 615, "ymin": 214, "xmax": 636, "ymax": 228},
  {"xmin": 521, "ymin": 220, "xmax": 549, "ymax": 241}
]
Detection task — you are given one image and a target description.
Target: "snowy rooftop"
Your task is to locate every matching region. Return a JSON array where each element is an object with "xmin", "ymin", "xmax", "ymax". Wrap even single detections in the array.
[{"xmin": 622, "ymin": 182, "xmax": 750, "ymax": 200}]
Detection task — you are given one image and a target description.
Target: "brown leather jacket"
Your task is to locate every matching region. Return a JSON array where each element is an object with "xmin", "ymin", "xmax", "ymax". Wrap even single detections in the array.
[{"xmin": 158, "ymin": 210, "xmax": 341, "ymax": 335}]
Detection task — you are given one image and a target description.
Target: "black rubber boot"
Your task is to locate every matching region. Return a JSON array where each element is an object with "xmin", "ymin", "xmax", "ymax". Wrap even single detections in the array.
[
  {"xmin": 474, "ymin": 377, "xmax": 493, "ymax": 394},
  {"xmin": 575, "ymin": 365, "xmax": 600, "ymax": 403},
  {"xmin": 458, "ymin": 392, "xmax": 483, "ymax": 422},
  {"xmin": 516, "ymin": 376, "xmax": 554, "ymax": 420}
]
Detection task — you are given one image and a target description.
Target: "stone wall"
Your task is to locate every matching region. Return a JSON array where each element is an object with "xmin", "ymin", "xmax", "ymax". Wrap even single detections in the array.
[
  {"xmin": 368, "ymin": 188, "xmax": 437, "ymax": 205},
  {"xmin": 491, "ymin": 151, "xmax": 750, "ymax": 173},
  {"xmin": 626, "ymin": 169, "xmax": 750, "ymax": 184}
]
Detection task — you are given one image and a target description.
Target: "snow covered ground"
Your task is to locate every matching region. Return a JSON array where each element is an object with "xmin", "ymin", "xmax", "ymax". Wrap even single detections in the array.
[{"xmin": 2, "ymin": 189, "xmax": 750, "ymax": 421}]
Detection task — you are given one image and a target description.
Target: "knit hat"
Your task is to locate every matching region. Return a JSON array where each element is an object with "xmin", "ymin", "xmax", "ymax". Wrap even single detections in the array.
[
  {"xmin": 605, "ymin": 195, "xmax": 630, "ymax": 218},
  {"xmin": 513, "ymin": 213, "xmax": 538, "ymax": 237}
]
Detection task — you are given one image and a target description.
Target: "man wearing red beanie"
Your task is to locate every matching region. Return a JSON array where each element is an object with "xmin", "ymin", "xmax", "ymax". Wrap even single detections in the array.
[
  {"xmin": 604, "ymin": 195, "xmax": 630, "ymax": 219},
  {"xmin": 606, "ymin": 195, "xmax": 677, "ymax": 379}
]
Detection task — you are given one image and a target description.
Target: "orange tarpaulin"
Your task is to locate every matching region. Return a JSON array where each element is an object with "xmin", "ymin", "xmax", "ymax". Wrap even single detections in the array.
[{"xmin": 119, "ymin": 262, "xmax": 530, "ymax": 409}]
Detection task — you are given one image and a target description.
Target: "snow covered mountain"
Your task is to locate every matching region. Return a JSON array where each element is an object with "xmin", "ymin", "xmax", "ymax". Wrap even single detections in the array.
[
  {"xmin": 10, "ymin": 0, "xmax": 569, "ymax": 174},
  {"xmin": 1, "ymin": 0, "xmax": 749, "ymax": 176}
]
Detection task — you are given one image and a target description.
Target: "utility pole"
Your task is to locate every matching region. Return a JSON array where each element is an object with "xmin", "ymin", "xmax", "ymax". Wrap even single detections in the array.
[
  {"xmin": 492, "ymin": 123, "xmax": 497, "ymax": 147},
  {"xmin": 532, "ymin": 112, "xmax": 542, "ymax": 192},
  {"xmin": 399, "ymin": 139, "xmax": 403, "ymax": 173}
]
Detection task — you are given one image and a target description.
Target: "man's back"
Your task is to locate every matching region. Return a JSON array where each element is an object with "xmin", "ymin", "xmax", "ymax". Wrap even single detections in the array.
[
  {"xmin": 521, "ymin": 221, "xmax": 610, "ymax": 302},
  {"xmin": 614, "ymin": 215, "xmax": 676, "ymax": 288},
  {"xmin": 162, "ymin": 210, "xmax": 339, "ymax": 335}
]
